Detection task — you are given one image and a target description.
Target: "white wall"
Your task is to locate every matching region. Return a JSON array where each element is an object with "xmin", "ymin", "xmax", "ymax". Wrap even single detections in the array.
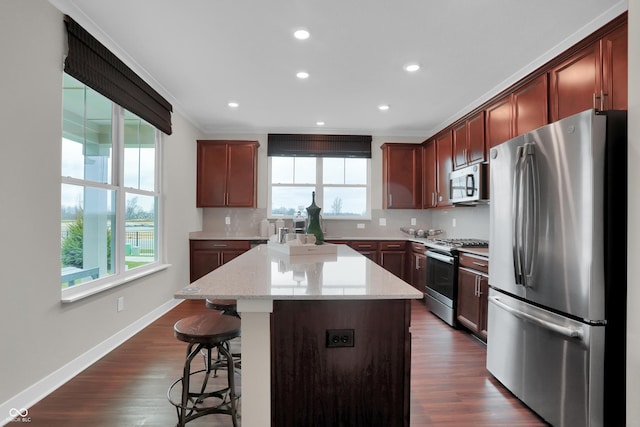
[
  {"xmin": 628, "ymin": 2, "xmax": 639, "ymax": 426},
  {"xmin": 0, "ymin": 0, "xmax": 202, "ymax": 416}
]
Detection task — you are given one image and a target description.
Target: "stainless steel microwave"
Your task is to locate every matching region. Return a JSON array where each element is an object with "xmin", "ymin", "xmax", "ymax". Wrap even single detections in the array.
[{"xmin": 449, "ymin": 163, "xmax": 488, "ymax": 205}]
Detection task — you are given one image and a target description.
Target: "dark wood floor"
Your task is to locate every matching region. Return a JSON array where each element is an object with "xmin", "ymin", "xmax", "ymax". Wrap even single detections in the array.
[{"xmin": 27, "ymin": 298, "xmax": 547, "ymax": 426}]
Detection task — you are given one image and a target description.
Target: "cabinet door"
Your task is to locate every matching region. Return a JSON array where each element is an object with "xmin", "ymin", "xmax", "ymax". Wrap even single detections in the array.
[
  {"xmin": 601, "ymin": 23, "xmax": 628, "ymax": 111},
  {"xmin": 452, "ymin": 122, "xmax": 468, "ymax": 170},
  {"xmin": 513, "ymin": 74, "xmax": 548, "ymax": 137},
  {"xmin": 226, "ymin": 143, "xmax": 258, "ymax": 207},
  {"xmin": 196, "ymin": 142, "xmax": 228, "ymax": 207},
  {"xmin": 435, "ymin": 131, "xmax": 453, "ymax": 207},
  {"xmin": 422, "ymin": 140, "xmax": 437, "ymax": 209},
  {"xmin": 485, "ymin": 95, "xmax": 513, "ymax": 148},
  {"xmin": 190, "ymin": 250, "xmax": 222, "ymax": 282},
  {"xmin": 379, "ymin": 241, "xmax": 406, "ymax": 280},
  {"xmin": 457, "ymin": 268, "xmax": 481, "ymax": 332},
  {"xmin": 549, "ymin": 42, "xmax": 601, "ymax": 122},
  {"xmin": 410, "ymin": 252, "xmax": 426, "ymax": 293},
  {"xmin": 467, "ymin": 111, "xmax": 486, "ymax": 164},
  {"xmin": 382, "ymin": 144, "xmax": 422, "ymax": 209}
]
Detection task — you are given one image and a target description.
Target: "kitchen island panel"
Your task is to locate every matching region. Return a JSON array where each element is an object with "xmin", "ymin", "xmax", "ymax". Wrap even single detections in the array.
[{"xmin": 271, "ymin": 299, "xmax": 410, "ymax": 427}]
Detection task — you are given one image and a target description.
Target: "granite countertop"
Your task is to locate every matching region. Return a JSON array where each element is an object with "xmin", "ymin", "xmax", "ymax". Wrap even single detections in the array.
[{"xmin": 175, "ymin": 243, "xmax": 423, "ymax": 301}]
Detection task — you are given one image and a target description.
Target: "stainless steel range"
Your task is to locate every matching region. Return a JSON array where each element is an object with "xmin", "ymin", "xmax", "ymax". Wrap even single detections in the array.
[{"xmin": 424, "ymin": 238, "xmax": 488, "ymax": 326}]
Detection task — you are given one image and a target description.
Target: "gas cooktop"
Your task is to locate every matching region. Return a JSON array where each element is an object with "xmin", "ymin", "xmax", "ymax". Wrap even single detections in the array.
[{"xmin": 425, "ymin": 238, "xmax": 489, "ymax": 253}]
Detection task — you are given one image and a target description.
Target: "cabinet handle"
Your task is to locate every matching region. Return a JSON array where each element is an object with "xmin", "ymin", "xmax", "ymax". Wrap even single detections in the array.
[
  {"xmin": 474, "ymin": 276, "xmax": 480, "ymax": 297},
  {"xmin": 432, "ymin": 192, "xmax": 435, "ymax": 206},
  {"xmin": 593, "ymin": 93, "xmax": 600, "ymax": 111},
  {"xmin": 477, "ymin": 277, "xmax": 483, "ymax": 297},
  {"xmin": 387, "ymin": 244, "xmax": 401, "ymax": 249},
  {"xmin": 415, "ymin": 255, "xmax": 421, "ymax": 269},
  {"xmin": 472, "ymin": 261, "xmax": 487, "ymax": 267},
  {"xmin": 389, "ymin": 194, "xmax": 393, "ymax": 207},
  {"xmin": 601, "ymin": 90, "xmax": 608, "ymax": 111}
]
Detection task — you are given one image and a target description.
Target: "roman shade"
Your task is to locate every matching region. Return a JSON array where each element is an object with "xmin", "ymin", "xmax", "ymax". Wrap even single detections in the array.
[
  {"xmin": 63, "ymin": 15, "xmax": 173, "ymax": 135},
  {"xmin": 267, "ymin": 134, "xmax": 372, "ymax": 158}
]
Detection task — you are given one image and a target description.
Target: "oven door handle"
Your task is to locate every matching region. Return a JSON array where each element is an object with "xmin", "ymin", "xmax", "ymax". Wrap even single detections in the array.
[{"xmin": 426, "ymin": 251, "xmax": 454, "ymax": 264}]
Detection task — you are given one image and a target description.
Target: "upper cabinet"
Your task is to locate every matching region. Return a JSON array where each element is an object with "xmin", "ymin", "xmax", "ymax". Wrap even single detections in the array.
[
  {"xmin": 422, "ymin": 131, "xmax": 453, "ymax": 209},
  {"xmin": 422, "ymin": 140, "xmax": 437, "ymax": 209},
  {"xmin": 381, "ymin": 143, "xmax": 422, "ymax": 209},
  {"xmin": 549, "ymin": 21, "xmax": 627, "ymax": 122},
  {"xmin": 486, "ymin": 74, "xmax": 548, "ymax": 149},
  {"xmin": 452, "ymin": 111, "xmax": 485, "ymax": 169},
  {"xmin": 196, "ymin": 140, "xmax": 259, "ymax": 207}
]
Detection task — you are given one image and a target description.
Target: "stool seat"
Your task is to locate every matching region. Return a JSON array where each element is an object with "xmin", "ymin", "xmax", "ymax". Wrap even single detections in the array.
[
  {"xmin": 174, "ymin": 312, "xmax": 241, "ymax": 344},
  {"xmin": 204, "ymin": 298, "xmax": 238, "ymax": 311}
]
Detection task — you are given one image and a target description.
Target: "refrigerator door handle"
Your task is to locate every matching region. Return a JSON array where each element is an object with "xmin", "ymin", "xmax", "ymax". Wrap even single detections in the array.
[
  {"xmin": 489, "ymin": 296, "xmax": 584, "ymax": 340},
  {"xmin": 522, "ymin": 143, "xmax": 539, "ymax": 288},
  {"xmin": 512, "ymin": 146, "xmax": 525, "ymax": 285}
]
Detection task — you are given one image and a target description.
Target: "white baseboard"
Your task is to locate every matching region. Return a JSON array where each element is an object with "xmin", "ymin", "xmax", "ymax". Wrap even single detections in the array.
[{"xmin": 0, "ymin": 298, "xmax": 183, "ymax": 426}]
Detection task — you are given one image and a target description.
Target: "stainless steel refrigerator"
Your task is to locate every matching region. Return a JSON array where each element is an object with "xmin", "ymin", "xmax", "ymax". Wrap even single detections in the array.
[{"xmin": 487, "ymin": 109, "xmax": 626, "ymax": 427}]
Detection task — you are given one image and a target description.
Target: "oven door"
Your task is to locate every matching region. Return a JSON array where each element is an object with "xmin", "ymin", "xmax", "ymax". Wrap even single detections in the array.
[{"xmin": 425, "ymin": 250, "xmax": 457, "ymax": 326}]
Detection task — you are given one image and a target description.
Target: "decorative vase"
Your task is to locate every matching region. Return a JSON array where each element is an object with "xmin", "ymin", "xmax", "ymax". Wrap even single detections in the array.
[{"xmin": 305, "ymin": 191, "xmax": 324, "ymax": 245}]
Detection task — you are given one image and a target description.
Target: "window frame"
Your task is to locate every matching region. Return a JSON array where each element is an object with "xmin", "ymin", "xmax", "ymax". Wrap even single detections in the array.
[
  {"xmin": 61, "ymin": 80, "xmax": 167, "ymax": 303},
  {"xmin": 267, "ymin": 156, "xmax": 372, "ymax": 220}
]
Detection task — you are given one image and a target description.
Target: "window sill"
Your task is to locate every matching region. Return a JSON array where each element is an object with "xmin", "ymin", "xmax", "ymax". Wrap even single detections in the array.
[{"xmin": 61, "ymin": 263, "xmax": 171, "ymax": 303}]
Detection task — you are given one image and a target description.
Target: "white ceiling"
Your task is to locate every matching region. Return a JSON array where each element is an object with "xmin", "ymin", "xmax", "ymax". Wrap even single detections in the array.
[{"xmin": 51, "ymin": 0, "xmax": 627, "ymax": 137}]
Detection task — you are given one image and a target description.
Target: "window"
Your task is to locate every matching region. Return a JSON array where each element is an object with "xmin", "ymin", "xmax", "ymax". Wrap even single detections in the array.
[
  {"xmin": 269, "ymin": 156, "xmax": 370, "ymax": 219},
  {"xmin": 61, "ymin": 74, "xmax": 162, "ymax": 295}
]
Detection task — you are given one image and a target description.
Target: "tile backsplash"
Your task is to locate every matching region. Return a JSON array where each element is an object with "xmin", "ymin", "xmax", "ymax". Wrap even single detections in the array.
[{"xmin": 201, "ymin": 205, "xmax": 489, "ymax": 240}]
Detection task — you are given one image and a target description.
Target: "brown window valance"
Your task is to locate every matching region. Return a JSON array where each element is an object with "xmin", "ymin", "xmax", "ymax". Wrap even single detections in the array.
[
  {"xmin": 63, "ymin": 15, "xmax": 173, "ymax": 135},
  {"xmin": 267, "ymin": 134, "xmax": 372, "ymax": 158}
]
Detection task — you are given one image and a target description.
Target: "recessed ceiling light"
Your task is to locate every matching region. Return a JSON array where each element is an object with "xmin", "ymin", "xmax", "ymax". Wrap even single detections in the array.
[
  {"xmin": 404, "ymin": 63, "xmax": 420, "ymax": 72},
  {"xmin": 228, "ymin": 102, "xmax": 239, "ymax": 108},
  {"xmin": 296, "ymin": 71, "xmax": 309, "ymax": 79},
  {"xmin": 316, "ymin": 121, "xmax": 325, "ymax": 126},
  {"xmin": 378, "ymin": 104, "xmax": 390, "ymax": 111},
  {"xmin": 294, "ymin": 29, "xmax": 310, "ymax": 40}
]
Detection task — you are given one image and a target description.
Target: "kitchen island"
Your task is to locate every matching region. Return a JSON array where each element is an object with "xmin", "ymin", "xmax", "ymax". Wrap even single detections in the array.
[{"xmin": 175, "ymin": 243, "xmax": 423, "ymax": 427}]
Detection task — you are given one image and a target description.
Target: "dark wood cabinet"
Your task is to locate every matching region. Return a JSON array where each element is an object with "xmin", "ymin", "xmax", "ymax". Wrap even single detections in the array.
[
  {"xmin": 189, "ymin": 240, "xmax": 251, "ymax": 282},
  {"xmin": 408, "ymin": 242, "xmax": 426, "ymax": 294},
  {"xmin": 549, "ymin": 22, "xmax": 627, "ymax": 122},
  {"xmin": 379, "ymin": 241, "xmax": 406, "ymax": 279},
  {"xmin": 348, "ymin": 241, "xmax": 379, "ymax": 263},
  {"xmin": 422, "ymin": 140, "xmax": 437, "ymax": 209},
  {"xmin": 453, "ymin": 111, "xmax": 485, "ymax": 169},
  {"xmin": 486, "ymin": 74, "xmax": 548, "ymax": 149},
  {"xmin": 435, "ymin": 130, "xmax": 453, "ymax": 207},
  {"xmin": 196, "ymin": 140, "xmax": 259, "ymax": 207},
  {"xmin": 381, "ymin": 143, "xmax": 422, "ymax": 209},
  {"xmin": 456, "ymin": 252, "xmax": 489, "ymax": 341}
]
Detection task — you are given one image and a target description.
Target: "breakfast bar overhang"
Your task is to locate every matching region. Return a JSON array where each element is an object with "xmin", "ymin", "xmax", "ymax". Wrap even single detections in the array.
[{"xmin": 175, "ymin": 243, "xmax": 423, "ymax": 426}]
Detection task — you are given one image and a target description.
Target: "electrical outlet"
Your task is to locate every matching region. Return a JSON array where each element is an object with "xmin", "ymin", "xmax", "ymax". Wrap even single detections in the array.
[
  {"xmin": 379, "ymin": 218, "xmax": 387, "ymax": 226},
  {"xmin": 411, "ymin": 218, "xmax": 417, "ymax": 225},
  {"xmin": 225, "ymin": 216, "xmax": 231, "ymax": 225},
  {"xmin": 357, "ymin": 223, "xmax": 365, "ymax": 229},
  {"xmin": 452, "ymin": 218, "xmax": 457, "ymax": 227},
  {"xmin": 117, "ymin": 296, "xmax": 124, "ymax": 312},
  {"xmin": 326, "ymin": 329, "xmax": 355, "ymax": 348}
]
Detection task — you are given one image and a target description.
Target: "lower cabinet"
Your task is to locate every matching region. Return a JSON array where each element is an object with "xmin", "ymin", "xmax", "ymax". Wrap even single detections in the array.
[
  {"xmin": 408, "ymin": 242, "xmax": 426, "ymax": 294},
  {"xmin": 189, "ymin": 240, "xmax": 251, "ymax": 282},
  {"xmin": 348, "ymin": 240, "xmax": 379, "ymax": 263},
  {"xmin": 456, "ymin": 252, "xmax": 489, "ymax": 340},
  {"xmin": 379, "ymin": 241, "xmax": 406, "ymax": 279}
]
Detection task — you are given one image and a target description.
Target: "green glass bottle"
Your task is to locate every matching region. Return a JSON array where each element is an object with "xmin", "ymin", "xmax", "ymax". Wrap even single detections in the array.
[{"xmin": 305, "ymin": 191, "xmax": 324, "ymax": 245}]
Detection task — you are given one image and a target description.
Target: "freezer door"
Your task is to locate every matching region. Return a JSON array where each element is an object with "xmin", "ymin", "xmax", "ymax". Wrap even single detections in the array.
[
  {"xmin": 489, "ymin": 109, "xmax": 608, "ymax": 320},
  {"xmin": 486, "ymin": 289, "xmax": 605, "ymax": 427}
]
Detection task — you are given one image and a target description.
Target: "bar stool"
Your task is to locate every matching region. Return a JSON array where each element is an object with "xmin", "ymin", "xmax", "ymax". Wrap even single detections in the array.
[
  {"xmin": 205, "ymin": 298, "xmax": 240, "ymax": 318},
  {"xmin": 204, "ymin": 299, "xmax": 241, "ymax": 370},
  {"xmin": 167, "ymin": 311, "xmax": 241, "ymax": 427}
]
